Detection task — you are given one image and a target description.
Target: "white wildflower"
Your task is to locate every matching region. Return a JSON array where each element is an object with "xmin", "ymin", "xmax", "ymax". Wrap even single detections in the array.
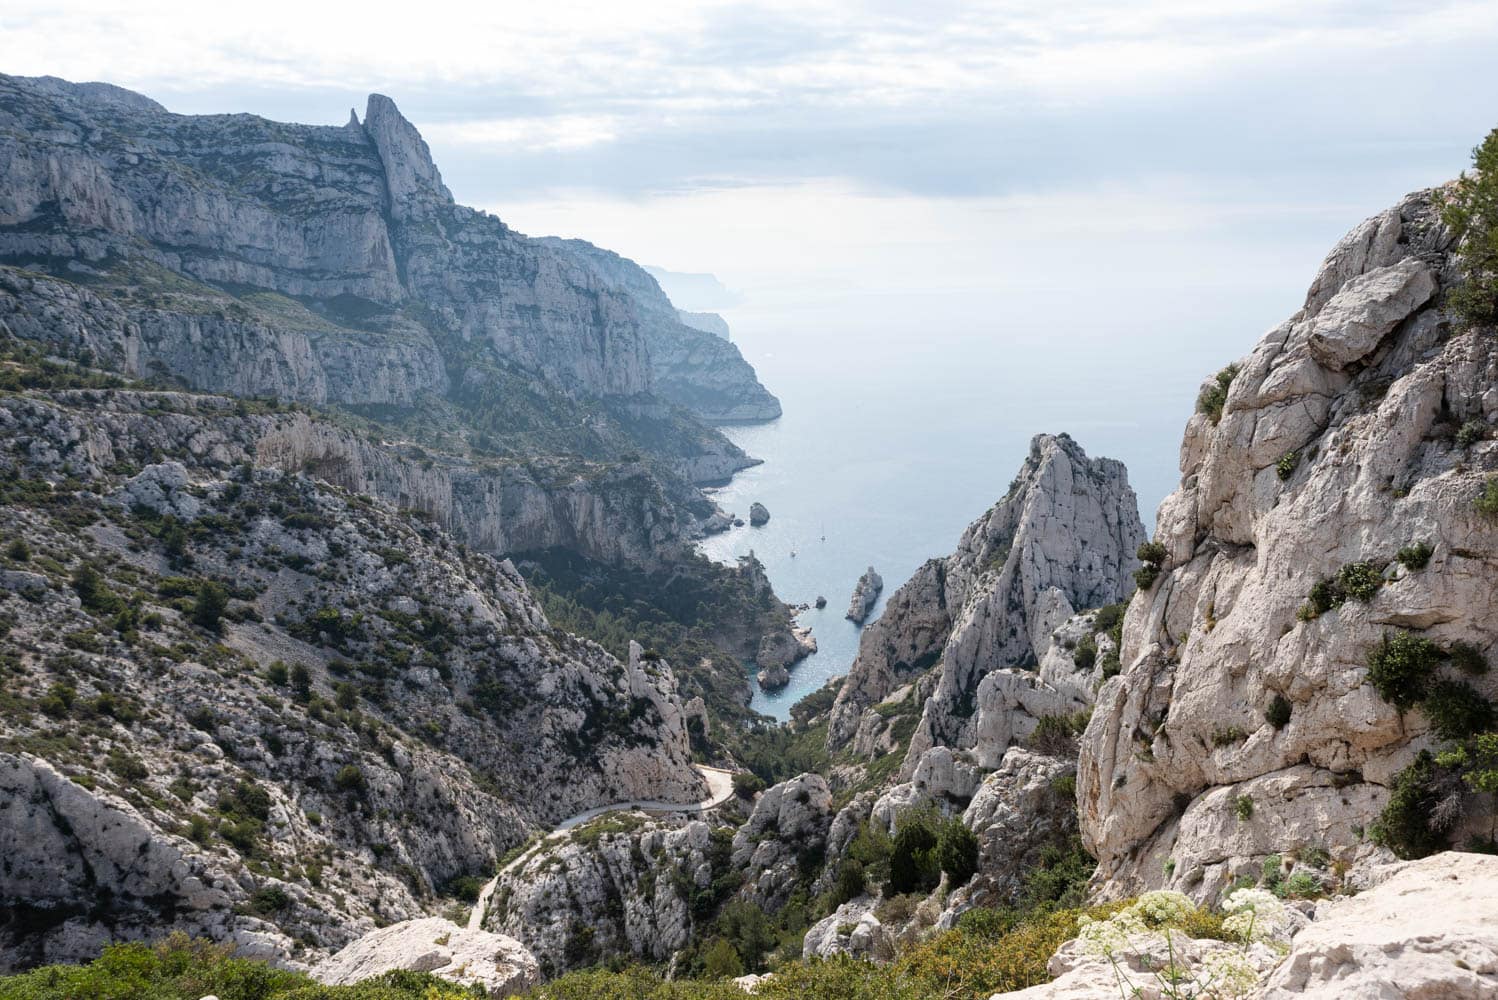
[
  {"xmin": 1077, "ymin": 909, "xmax": 1146, "ymax": 957},
  {"xmin": 1131, "ymin": 889, "xmax": 1197, "ymax": 929},
  {"xmin": 1222, "ymin": 887, "xmax": 1290, "ymax": 943},
  {"xmin": 1201, "ymin": 947, "xmax": 1261, "ymax": 997}
]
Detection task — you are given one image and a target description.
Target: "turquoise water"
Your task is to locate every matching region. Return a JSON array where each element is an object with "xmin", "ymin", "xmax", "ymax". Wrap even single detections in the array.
[{"xmin": 698, "ymin": 287, "xmax": 1298, "ymax": 718}]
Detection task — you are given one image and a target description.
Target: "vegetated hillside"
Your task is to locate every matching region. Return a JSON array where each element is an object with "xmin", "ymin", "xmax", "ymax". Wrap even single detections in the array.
[
  {"xmin": 1079, "ymin": 157, "xmax": 1498, "ymax": 900},
  {"xmin": 0, "ymin": 340, "xmax": 704, "ymax": 971}
]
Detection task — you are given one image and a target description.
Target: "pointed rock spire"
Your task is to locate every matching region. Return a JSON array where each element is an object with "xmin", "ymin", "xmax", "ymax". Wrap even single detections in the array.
[
  {"xmin": 362, "ymin": 93, "xmax": 452, "ymax": 217},
  {"xmin": 346, "ymin": 108, "xmax": 360, "ymax": 128}
]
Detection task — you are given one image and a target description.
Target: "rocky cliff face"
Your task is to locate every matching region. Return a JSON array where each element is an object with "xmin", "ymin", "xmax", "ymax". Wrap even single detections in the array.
[
  {"xmin": 0, "ymin": 372, "xmax": 703, "ymax": 970},
  {"xmin": 1077, "ymin": 187, "xmax": 1498, "ymax": 901},
  {"xmin": 0, "ymin": 73, "xmax": 771, "ymax": 544},
  {"xmin": 531, "ymin": 239, "xmax": 780, "ymax": 423},
  {"xmin": 827, "ymin": 434, "xmax": 1145, "ymax": 760}
]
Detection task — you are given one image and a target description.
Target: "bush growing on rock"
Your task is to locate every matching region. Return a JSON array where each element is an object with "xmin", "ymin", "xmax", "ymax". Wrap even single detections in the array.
[
  {"xmin": 1438, "ymin": 126, "xmax": 1498, "ymax": 327},
  {"xmin": 732, "ymin": 772, "xmax": 766, "ymax": 799},
  {"xmin": 1265, "ymin": 694, "xmax": 1292, "ymax": 730},
  {"xmin": 1422, "ymin": 680, "xmax": 1496, "ymax": 741},
  {"xmin": 1335, "ymin": 562, "xmax": 1383, "ymax": 603},
  {"xmin": 1275, "ymin": 450, "xmax": 1300, "ymax": 481},
  {"xmin": 1366, "ymin": 631, "xmax": 1444, "ymax": 710},
  {"xmin": 1396, "ymin": 540, "xmax": 1434, "ymax": 570},
  {"xmin": 1477, "ymin": 476, "xmax": 1498, "ymax": 517},
  {"xmin": 1196, "ymin": 364, "xmax": 1241, "ymax": 424},
  {"xmin": 1371, "ymin": 750, "xmax": 1459, "ymax": 859},
  {"xmin": 936, "ymin": 817, "xmax": 980, "ymax": 887},
  {"xmin": 1450, "ymin": 641, "xmax": 1491, "ymax": 676},
  {"xmin": 887, "ymin": 809, "xmax": 940, "ymax": 895}
]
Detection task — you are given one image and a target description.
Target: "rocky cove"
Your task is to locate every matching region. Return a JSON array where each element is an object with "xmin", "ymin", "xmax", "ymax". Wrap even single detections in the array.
[{"xmin": 2, "ymin": 68, "xmax": 1498, "ymax": 1000}]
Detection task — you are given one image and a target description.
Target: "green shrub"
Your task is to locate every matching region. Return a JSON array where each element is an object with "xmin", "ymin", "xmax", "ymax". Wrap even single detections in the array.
[
  {"xmin": 732, "ymin": 772, "xmax": 766, "ymax": 799},
  {"xmin": 1233, "ymin": 795, "xmax": 1254, "ymax": 821},
  {"xmin": 1396, "ymin": 541, "xmax": 1433, "ymax": 570},
  {"xmin": 1371, "ymin": 750, "xmax": 1453, "ymax": 859},
  {"xmin": 1197, "ymin": 364, "xmax": 1241, "ymax": 424},
  {"xmin": 1449, "ymin": 641, "xmax": 1490, "ymax": 676},
  {"xmin": 1421, "ymin": 680, "xmax": 1495, "ymax": 740},
  {"xmin": 1133, "ymin": 562, "xmax": 1161, "ymax": 590},
  {"xmin": 1072, "ymin": 636, "xmax": 1097, "ymax": 671},
  {"xmin": 887, "ymin": 810, "xmax": 940, "ymax": 896},
  {"xmin": 1335, "ymin": 562, "xmax": 1383, "ymax": 603},
  {"xmin": 700, "ymin": 937, "xmax": 743, "ymax": 980},
  {"xmin": 72, "ymin": 563, "xmax": 123, "ymax": 616},
  {"xmin": 1457, "ymin": 419, "xmax": 1489, "ymax": 448},
  {"xmin": 334, "ymin": 764, "xmax": 367, "ymax": 794},
  {"xmin": 1366, "ymin": 631, "xmax": 1443, "ymax": 710},
  {"xmin": 936, "ymin": 817, "xmax": 980, "ymax": 887},
  {"xmin": 1276, "ymin": 451, "xmax": 1300, "ymax": 481},
  {"xmin": 1265, "ymin": 694, "xmax": 1292, "ymax": 730},
  {"xmin": 1260, "ymin": 853, "xmax": 1283, "ymax": 892},
  {"xmin": 4, "ymin": 538, "xmax": 29, "ymax": 562},
  {"xmin": 192, "ymin": 580, "xmax": 229, "ymax": 633},
  {"xmin": 831, "ymin": 859, "xmax": 868, "ymax": 907},
  {"xmin": 1027, "ymin": 710, "xmax": 1090, "ymax": 757},
  {"xmin": 1137, "ymin": 541, "xmax": 1168, "ymax": 565},
  {"xmin": 1438, "ymin": 127, "xmax": 1498, "ymax": 328},
  {"xmin": 0, "ymin": 934, "xmax": 479, "ymax": 999},
  {"xmin": 1477, "ymin": 477, "xmax": 1498, "ymax": 517}
]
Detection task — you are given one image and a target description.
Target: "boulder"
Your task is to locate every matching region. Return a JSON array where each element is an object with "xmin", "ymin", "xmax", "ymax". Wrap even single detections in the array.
[
  {"xmin": 1259, "ymin": 852, "xmax": 1498, "ymax": 999},
  {"xmin": 749, "ymin": 502, "xmax": 770, "ymax": 526},
  {"xmin": 802, "ymin": 897, "xmax": 894, "ymax": 962},
  {"xmin": 757, "ymin": 664, "xmax": 790, "ymax": 689},
  {"xmin": 315, "ymin": 918, "xmax": 539, "ymax": 996}
]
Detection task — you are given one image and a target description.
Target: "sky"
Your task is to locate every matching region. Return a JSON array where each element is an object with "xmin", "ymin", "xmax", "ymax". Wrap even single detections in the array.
[{"xmin": 4, "ymin": 0, "xmax": 1498, "ymax": 515}]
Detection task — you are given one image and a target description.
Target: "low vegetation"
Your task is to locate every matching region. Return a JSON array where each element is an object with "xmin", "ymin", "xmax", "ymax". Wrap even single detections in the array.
[{"xmin": 0, "ymin": 936, "xmax": 483, "ymax": 1000}]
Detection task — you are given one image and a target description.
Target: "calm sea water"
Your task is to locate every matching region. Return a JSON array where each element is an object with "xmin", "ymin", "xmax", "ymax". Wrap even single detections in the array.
[{"xmin": 697, "ymin": 286, "xmax": 1296, "ymax": 718}]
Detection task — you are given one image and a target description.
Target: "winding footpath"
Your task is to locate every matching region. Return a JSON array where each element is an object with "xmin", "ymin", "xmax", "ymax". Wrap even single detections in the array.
[{"xmin": 468, "ymin": 764, "xmax": 737, "ymax": 930}]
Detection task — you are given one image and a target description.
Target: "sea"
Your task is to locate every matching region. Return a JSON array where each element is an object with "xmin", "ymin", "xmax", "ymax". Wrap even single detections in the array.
[{"xmin": 696, "ymin": 286, "xmax": 1298, "ymax": 718}]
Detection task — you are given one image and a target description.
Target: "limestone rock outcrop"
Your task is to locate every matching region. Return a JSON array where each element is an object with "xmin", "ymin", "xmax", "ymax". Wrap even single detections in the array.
[
  {"xmin": 482, "ymin": 817, "xmax": 728, "ymax": 976},
  {"xmin": 828, "ymin": 435, "xmax": 1144, "ymax": 761},
  {"xmin": 537, "ymin": 238, "xmax": 780, "ymax": 422},
  {"xmin": 749, "ymin": 502, "xmax": 770, "ymax": 526},
  {"xmin": 731, "ymin": 774, "xmax": 834, "ymax": 910},
  {"xmin": 315, "ymin": 918, "xmax": 539, "ymax": 996},
  {"xmin": 801, "ymin": 898, "xmax": 894, "ymax": 962},
  {"xmin": 845, "ymin": 567, "xmax": 884, "ymax": 624},
  {"xmin": 1077, "ymin": 187, "xmax": 1498, "ymax": 900}
]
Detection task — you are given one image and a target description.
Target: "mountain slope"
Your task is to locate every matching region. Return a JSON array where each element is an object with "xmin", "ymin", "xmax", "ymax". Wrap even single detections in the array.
[{"xmin": 0, "ymin": 348, "xmax": 704, "ymax": 970}]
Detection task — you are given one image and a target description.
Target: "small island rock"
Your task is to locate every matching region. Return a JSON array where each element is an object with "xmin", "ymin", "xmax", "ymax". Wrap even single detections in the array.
[{"xmin": 845, "ymin": 567, "xmax": 883, "ymax": 624}]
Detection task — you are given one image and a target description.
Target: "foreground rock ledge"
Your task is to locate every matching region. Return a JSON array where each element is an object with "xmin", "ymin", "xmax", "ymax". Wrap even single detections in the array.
[
  {"xmin": 989, "ymin": 851, "xmax": 1498, "ymax": 999},
  {"xmin": 315, "ymin": 917, "xmax": 540, "ymax": 996}
]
